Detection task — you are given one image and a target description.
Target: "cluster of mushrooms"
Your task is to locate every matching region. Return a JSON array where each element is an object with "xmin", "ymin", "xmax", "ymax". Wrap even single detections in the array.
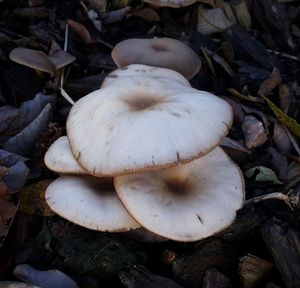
[{"xmin": 45, "ymin": 37, "xmax": 245, "ymax": 242}]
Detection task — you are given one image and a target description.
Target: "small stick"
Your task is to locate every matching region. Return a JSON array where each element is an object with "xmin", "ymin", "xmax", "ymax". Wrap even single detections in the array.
[{"xmin": 245, "ymin": 192, "xmax": 298, "ymax": 210}]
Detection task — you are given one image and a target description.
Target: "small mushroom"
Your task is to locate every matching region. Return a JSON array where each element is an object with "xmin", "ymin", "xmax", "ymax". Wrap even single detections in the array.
[
  {"xmin": 44, "ymin": 136, "xmax": 87, "ymax": 175},
  {"xmin": 9, "ymin": 47, "xmax": 55, "ymax": 77},
  {"xmin": 45, "ymin": 175, "xmax": 141, "ymax": 232},
  {"xmin": 101, "ymin": 64, "xmax": 191, "ymax": 88},
  {"xmin": 142, "ymin": 0, "xmax": 198, "ymax": 8},
  {"xmin": 114, "ymin": 146, "xmax": 245, "ymax": 242},
  {"xmin": 111, "ymin": 37, "xmax": 201, "ymax": 79},
  {"xmin": 67, "ymin": 76, "xmax": 232, "ymax": 176}
]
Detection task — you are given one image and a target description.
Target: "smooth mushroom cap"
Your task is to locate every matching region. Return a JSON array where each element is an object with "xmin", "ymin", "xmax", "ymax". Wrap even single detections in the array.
[
  {"xmin": 44, "ymin": 136, "xmax": 87, "ymax": 175},
  {"xmin": 111, "ymin": 38, "xmax": 201, "ymax": 79},
  {"xmin": 115, "ymin": 146, "xmax": 245, "ymax": 242},
  {"xmin": 45, "ymin": 175, "xmax": 141, "ymax": 232},
  {"xmin": 143, "ymin": 0, "xmax": 198, "ymax": 8},
  {"xmin": 67, "ymin": 76, "xmax": 233, "ymax": 176},
  {"xmin": 48, "ymin": 50, "xmax": 76, "ymax": 70},
  {"xmin": 9, "ymin": 47, "xmax": 55, "ymax": 77},
  {"xmin": 101, "ymin": 64, "xmax": 191, "ymax": 88}
]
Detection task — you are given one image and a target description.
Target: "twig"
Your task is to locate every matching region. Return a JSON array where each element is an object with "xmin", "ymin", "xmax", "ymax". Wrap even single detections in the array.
[
  {"xmin": 60, "ymin": 23, "xmax": 75, "ymax": 105},
  {"xmin": 267, "ymin": 49, "xmax": 300, "ymax": 62},
  {"xmin": 245, "ymin": 192, "xmax": 298, "ymax": 210},
  {"xmin": 228, "ymin": 88, "xmax": 264, "ymax": 103}
]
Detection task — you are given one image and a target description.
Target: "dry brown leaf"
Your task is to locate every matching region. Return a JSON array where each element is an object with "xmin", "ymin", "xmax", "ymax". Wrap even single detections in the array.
[
  {"xmin": 68, "ymin": 19, "xmax": 93, "ymax": 44},
  {"xmin": 278, "ymin": 84, "xmax": 290, "ymax": 113},
  {"xmin": 19, "ymin": 180, "xmax": 55, "ymax": 216},
  {"xmin": 130, "ymin": 8, "xmax": 161, "ymax": 22},
  {"xmin": 242, "ymin": 115, "xmax": 268, "ymax": 149},
  {"xmin": 273, "ymin": 123, "xmax": 291, "ymax": 154},
  {"xmin": 258, "ymin": 67, "xmax": 282, "ymax": 96}
]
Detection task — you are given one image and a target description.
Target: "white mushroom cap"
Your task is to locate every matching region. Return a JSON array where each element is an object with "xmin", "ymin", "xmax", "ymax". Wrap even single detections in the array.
[
  {"xmin": 115, "ymin": 147, "xmax": 245, "ymax": 242},
  {"xmin": 111, "ymin": 38, "xmax": 201, "ymax": 79},
  {"xmin": 101, "ymin": 64, "xmax": 190, "ymax": 88},
  {"xmin": 44, "ymin": 136, "xmax": 87, "ymax": 175},
  {"xmin": 67, "ymin": 76, "xmax": 233, "ymax": 176},
  {"xmin": 45, "ymin": 175, "xmax": 141, "ymax": 232}
]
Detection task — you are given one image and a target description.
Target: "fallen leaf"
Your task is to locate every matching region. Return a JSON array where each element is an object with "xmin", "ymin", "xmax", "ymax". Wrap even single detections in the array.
[
  {"xmin": 262, "ymin": 95, "xmax": 300, "ymax": 138},
  {"xmin": 19, "ymin": 180, "xmax": 55, "ymax": 216},
  {"xmin": 129, "ymin": 8, "xmax": 161, "ymax": 22},
  {"xmin": 258, "ymin": 67, "xmax": 282, "ymax": 97},
  {"xmin": 197, "ymin": 7, "xmax": 234, "ymax": 35},
  {"xmin": 3, "ymin": 104, "xmax": 52, "ymax": 156},
  {"xmin": 272, "ymin": 123, "xmax": 291, "ymax": 154},
  {"xmin": 14, "ymin": 264, "xmax": 78, "ymax": 288},
  {"xmin": 242, "ymin": 115, "xmax": 268, "ymax": 149},
  {"xmin": 246, "ymin": 166, "xmax": 283, "ymax": 185},
  {"xmin": 0, "ymin": 150, "xmax": 29, "ymax": 193},
  {"xmin": 68, "ymin": 19, "xmax": 93, "ymax": 44},
  {"xmin": 0, "ymin": 93, "xmax": 55, "ymax": 138}
]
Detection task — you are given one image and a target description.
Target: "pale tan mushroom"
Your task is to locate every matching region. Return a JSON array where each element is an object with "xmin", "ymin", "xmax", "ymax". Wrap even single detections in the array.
[
  {"xmin": 44, "ymin": 136, "xmax": 87, "ymax": 175},
  {"xmin": 115, "ymin": 147, "xmax": 245, "ymax": 242},
  {"xmin": 67, "ymin": 76, "xmax": 233, "ymax": 176},
  {"xmin": 45, "ymin": 175, "xmax": 141, "ymax": 232},
  {"xmin": 111, "ymin": 37, "xmax": 201, "ymax": 79}
]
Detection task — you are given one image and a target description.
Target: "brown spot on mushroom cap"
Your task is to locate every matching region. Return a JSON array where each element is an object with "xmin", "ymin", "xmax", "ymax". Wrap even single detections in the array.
[{"xmin": 111, "ymin": 38, "xmax": 201, "ymax": 79}]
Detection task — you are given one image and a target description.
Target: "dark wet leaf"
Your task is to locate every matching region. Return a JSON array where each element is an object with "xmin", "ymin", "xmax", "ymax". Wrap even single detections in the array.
[
  {"xmin": 14, "ymin": 264, "xmax": 78, "ymax": 288},
  {"xmin": 272, "ymin": 123, "xmax": 291, "ymax": 154},
  {"xmin": 0, "ymin": 150, "xmax": 29, "ymax": 193},
  {"xmin": 3, "ymin": 104, "xmax": 52, "ymax": 156},
  {"xmin": 246, "ymin": 166, "xmax": 283, "ymax": 185},
  {"xmin": 267, "ymin": 147, "xmax": 288, "ymax": 182},
  {"xmin": 0, "ymin": 93, "xmax": 55, "ymax": 138},
  {"xmin": 225, "ymin": 25, "xmax": 278, "ymax": 70}
]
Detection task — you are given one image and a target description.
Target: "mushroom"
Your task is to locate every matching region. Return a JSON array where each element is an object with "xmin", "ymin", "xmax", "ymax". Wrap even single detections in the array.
[
  {"xmin": 9, "ymin": 47, "xmax": 56, "ymax": 77},
  {"xmin": 45, "ymin": 175, "xmax": 141, "ymax": 232},
  {"xmin": 101, "ymin": 64, "xmax": 191, "ymax": 88},
  {"xmin": 9, "ymin": 45, "xmax": 75, "ymax": 77},
  {"xmin": 142, "ymin": 0, "xmax": 198, "ymax": 8},
  {"xmin": 111, "ymin": 37, "xmax": 201, "ymax": 79},
  {"xmin": 44, "ymin": 136, "xmax": 87, "ymax": 175},
  {"xmin": 66, "ymin": 76, "xmax": 233, "ymax": 176},
  {"xmin": 114, "ymin": 146, "xmax": 245, "ymax": 242}
]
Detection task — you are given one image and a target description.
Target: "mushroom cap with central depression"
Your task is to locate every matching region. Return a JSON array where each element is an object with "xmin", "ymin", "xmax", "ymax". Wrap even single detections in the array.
[
  {"xmin": 114, "ymin": 146, "xmax": 245, "ymax": 242},
  {"xmin": 67, "ymin": 76, "xmax": 233, "ymax": 176},
  {"xmin": 111, "ymin": 37, "xmax": 201, "ymax": 79}
]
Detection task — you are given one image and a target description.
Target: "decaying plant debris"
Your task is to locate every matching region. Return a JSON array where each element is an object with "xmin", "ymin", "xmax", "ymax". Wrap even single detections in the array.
[{"xmin": 1, "ymin": 0, "xmax": 300, "ymax": 287}]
